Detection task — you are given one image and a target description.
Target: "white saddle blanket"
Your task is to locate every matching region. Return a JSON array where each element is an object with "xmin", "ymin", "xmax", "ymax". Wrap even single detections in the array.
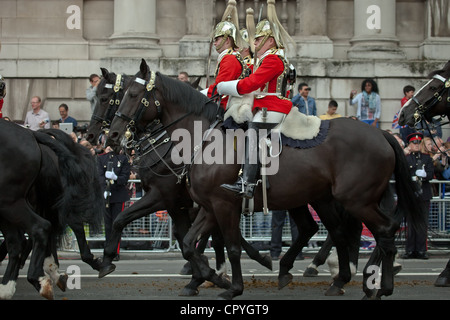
[{"xmin": 224, "ymin": 95, "xmax": 321, "ymax": 140}]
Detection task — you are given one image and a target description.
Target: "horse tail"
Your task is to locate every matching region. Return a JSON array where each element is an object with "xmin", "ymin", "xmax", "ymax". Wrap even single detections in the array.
[
  {"xmin": 32, "ymin": 130, "xmax": 104, "ymax": 233},
  {"xmin": 382, "ymin": 131, "xmax": 427, "ymax": 234}
]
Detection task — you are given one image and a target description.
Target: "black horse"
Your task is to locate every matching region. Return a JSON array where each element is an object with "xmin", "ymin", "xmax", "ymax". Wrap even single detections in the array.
[
  {"xmin": 93, "ymin": 68, "xmax": 271, "ymax": 296},
  {"xmin": 107, "ymin": 60, "xmax": 426, "ymax": 299},
  {"xmin": 399, "ymin": 60, "xmax": 450, "ymax": 287},
  {"xmin": 0, "ymin": 122, "xmax": 104, "ymax": 299}
]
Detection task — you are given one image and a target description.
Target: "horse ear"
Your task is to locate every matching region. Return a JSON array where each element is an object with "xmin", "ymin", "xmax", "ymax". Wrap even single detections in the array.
[
  {"xmin": 100, "ymin": 68, "xmax": 111, "ymax": 82},
  {"xmin": 191, "ymin": 76, "xmax": 202, "ymax": 89},
  {"xmin": 100, "ymin": 67, "xmax": 109, "ymax": 78},
  {"xmin": 140, "ymin": 59, "xmax": 149, "ymax": 78}
]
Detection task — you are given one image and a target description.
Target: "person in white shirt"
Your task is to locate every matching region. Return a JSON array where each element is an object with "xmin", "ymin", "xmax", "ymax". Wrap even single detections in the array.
[{"xmin": 24, "ymin": 96, "xmax": 51, "ymax": 131}]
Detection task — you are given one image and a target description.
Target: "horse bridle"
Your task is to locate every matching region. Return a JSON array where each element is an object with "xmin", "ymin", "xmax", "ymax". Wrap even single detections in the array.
[
  {"xmin": 412, "ymin": 73, "xmax": 450, "ymax": 126},
  {"xmin": 91, "ymin": 74, "xmax": 126, "ymax": 134},
  {"xmin": 115, "ymin": 71, "xmax": 162, "ymax": 141}
]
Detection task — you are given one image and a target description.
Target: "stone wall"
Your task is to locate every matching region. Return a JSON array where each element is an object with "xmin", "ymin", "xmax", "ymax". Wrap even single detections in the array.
[{"xmin": 0, "ymin": 0, "xmax": 449, "ymax": 137}]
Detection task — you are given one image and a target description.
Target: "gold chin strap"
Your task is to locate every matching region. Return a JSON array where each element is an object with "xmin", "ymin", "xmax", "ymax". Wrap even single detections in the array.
[
  {"xmin": 255, "ymin": 35, "xmax": 269, "ymax": 54},
  {"xmin": 215, "ymin": 36, "xmax": 228, "ymax": 53}
]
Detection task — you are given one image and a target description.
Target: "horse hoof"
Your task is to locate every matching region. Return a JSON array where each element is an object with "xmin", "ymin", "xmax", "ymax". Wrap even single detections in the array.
[
  {"xmin": 57, "ymin": 273, "xmax": 68, "ymax": 292},
  {"xmin": 434, "ymin": 276, "xmax": 450, "ymax": 287},
  {"xmin": 40, "ymin": 278, "xmax": 54, "ymax": 300},
  {"xmin": 217, "ymin": 291, "xmax": 234, "ymax": 300},
  {"xmin": 393, "ymin": 264, "xmax": 402, "ymax": 276},
  {"xmin": 303, "ymin": 267, "xmax": 319, "ymax": 277},
  {"xmin": 362, "ymin": 294, "xmax": 381, "ymax": 300},
  {"xmin": 278, "ymin": 273, "xmax": 293, "ymax": 290},
  {"xmin": 98, "ymin": 264, "xmax": 116, "ymax": 278},
  {"xmin": 179, "ymin": 287, "xmax": 199, "ymax": 296},
  {"xmin": 261, "ymin": 255, "xmax": 273, "ymax": 271},
  {"xmin": 91, "ymin": 258, "xmax": 102, "ymax": 271},
  {"xmin": 324, "ymin": 284, "xmax": 345, "ymax": 296}
]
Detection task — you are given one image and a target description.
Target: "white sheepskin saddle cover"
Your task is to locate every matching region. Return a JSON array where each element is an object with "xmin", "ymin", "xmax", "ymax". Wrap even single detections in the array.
[{"xmin": 224, "ymin": 95, "xmax": 322, "ymax": 140}]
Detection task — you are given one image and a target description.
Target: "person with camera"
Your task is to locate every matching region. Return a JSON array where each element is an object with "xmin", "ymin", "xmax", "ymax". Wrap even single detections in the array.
[
  {"xmin": 97, "ymin": 145, "xmax": 131, "ymax": 260},
  {"xmin": 402, "ymin": 132, "xmax": 434, "ymax": 259},
  {"xmin": 24, "ymin": 96, "xmax": 51, "ymax": 131}
]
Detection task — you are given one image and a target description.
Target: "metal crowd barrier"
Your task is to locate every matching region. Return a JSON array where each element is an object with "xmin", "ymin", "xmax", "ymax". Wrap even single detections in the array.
[{"xmin": 58, "ymin": 179, "xmax": 450, "ymax": 252}]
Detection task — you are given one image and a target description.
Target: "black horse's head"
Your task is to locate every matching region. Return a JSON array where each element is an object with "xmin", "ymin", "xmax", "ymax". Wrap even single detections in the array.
[
  {"xmin": 108, "ymin": 59, "xmax": 219, "ymax": 149},
  {"xmin": 399, "ymin": 60, "xmax": 450, "ymax": 128},
  {"xmin": 86, "ymin": 68, "xmax": 134, "ymax": 145},
  {"xmin": 108, "ymin": 59, "xmax": 162, "ymax": 147}
]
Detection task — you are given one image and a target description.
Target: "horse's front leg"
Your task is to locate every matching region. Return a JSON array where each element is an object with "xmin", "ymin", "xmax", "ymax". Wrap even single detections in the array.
[
  {"xmin": 70, "ymin": 223, "xmax": 101, "ymax": 271},
  {"xmin": 214, "ymin": 205, "xmax": 244, "ymax": 300}
]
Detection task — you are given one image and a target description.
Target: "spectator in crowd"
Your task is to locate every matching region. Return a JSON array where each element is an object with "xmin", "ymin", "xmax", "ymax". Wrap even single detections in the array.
[
  {"xmin": 349, "ymin": 79, "xmax": 381, "ymax": 127},
  {"xmin": 51, "ymin": 120, "xmax": 60, "ymax": 129},
  {"xmin": 292, "ymin": 83, "xmax": 317, "ymax": 116},
  {"xmin": 415, "ymin": 118, "xmax": 443, "ymax": 139},
  {"xmin": 0, "ymin": 75, "xmax": 6, "ymax": 119},
  {"xmin": 79, "ymin": 138, "xmax": 96, "ymax": 156},
  {"xmin": 24, "ymin": 96, "xmax": 51, "ymax": 131},
  {"xmin": 319, "ymin": 100, "xmax": 342, "ymax": 120},
  {"xmin": 97, "ymin": 145, "xmax": 131, "ymax": 261},
  {"xmin": 58, "ymin": 103, "xmax": 78, "ymax": 127},
  {"xmin": 177, "ymin": 71, "xmax": 190, "ymax": 83},
  {"xmin": 270, "ymin": 210, "xmax": 303, "ymax": 260},
  {"xmin": 393, "ymin": 85, "xmax": 415, "ymax": 143},
  {"xmin": 392, "ymin": 132, "xmax": 409, "ymax": 155},
  {"xmin": 86, "ymin": 73, "xmax": 100, "ymax": 113},
  {"xmin": 401, "ymin": 132, "xmax": 434, "ymax": 260}
]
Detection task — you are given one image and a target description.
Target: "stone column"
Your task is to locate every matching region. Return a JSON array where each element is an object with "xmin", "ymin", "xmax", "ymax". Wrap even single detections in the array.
[
  {"xmin": 348, "ymin": 0, "xmax": 405, "ymax": 59},
  {"xmin": 107, "ymin": 0, "xmax": 162, "ymax": 58},
  {"xmin": 294, "ymin": 0, "xmax": 333, "ymax": 58},
  {"xmin": 421, "ymin": 0, "xmax": 450, "ymax": 59},
  {"xmin": 179, "ymin": 0, "xmax": 215, "ymax": 58}
]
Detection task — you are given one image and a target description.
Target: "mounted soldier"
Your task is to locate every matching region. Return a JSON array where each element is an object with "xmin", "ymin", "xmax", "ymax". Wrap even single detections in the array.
[
  {"xmin": 217, "ymin": 0, "xmax": 296, "ymax": 199},
  {"xmin": 201, "ymin": 0, "xmax": 249, "ymax": 110}
]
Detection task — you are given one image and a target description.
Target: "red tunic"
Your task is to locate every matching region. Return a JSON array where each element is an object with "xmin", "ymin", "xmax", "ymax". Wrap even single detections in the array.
[
  {"xmin": 207, "ymin": 50, "xmax": 244, "ymax": 110},
  {"xmin": 0, "ymin": 99, "xmax": 3, "ymax": 118},
  {"xmin": 236, "ymin": 52, "xmax": 292, "ymax": 114}
]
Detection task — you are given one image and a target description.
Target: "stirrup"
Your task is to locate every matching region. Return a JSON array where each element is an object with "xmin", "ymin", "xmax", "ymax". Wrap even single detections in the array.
[{"xmin": 220, "ymin": 177, "xmax": 244, "ymax": 195}]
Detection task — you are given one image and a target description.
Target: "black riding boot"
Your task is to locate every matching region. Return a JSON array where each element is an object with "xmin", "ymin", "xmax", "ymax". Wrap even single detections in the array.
[{"xmin": 221, "ymin": 123, "xmax": 260, "ymax": 199}]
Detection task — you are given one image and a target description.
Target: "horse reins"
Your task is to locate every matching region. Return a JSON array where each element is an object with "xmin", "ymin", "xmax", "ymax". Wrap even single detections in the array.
[{"xmin": 413, "ymin": 74, "xmax": 450, "ymax": 126}]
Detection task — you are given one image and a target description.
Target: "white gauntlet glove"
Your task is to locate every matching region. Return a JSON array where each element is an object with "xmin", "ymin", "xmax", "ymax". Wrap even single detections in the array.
[
  {"xmin": 415, "ymin": 169, "xmax": 426, "ymax": 178},
  {"xmin": 216, "ymin": 80, "xmax": 242, "ymax": 97},
  {"xmin": 104, "ymin": 191, "xmax": 111, "ymax": 199},
  {"xmin": 105, "ymin": 169, "xmax": 118, "ymax": 180}
]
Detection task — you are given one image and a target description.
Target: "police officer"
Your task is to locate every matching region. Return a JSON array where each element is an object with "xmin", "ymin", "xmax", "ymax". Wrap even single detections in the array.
[
  {"xmin": 402, "ymin": 132, "xmax": 433, "ymax": 259},
  {"xmin": 97, "ymin": 145, "xmax": 131, "ymax": 259},
  {"xmin": 217, "ymin": 0, "xmax": 295, "ymax": 199}
]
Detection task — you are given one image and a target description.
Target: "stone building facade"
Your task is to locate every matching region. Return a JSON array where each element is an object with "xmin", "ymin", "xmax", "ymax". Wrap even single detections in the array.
[{"xmin": 0, "ymin": 0, "xmax": 449, "ymax": 136}]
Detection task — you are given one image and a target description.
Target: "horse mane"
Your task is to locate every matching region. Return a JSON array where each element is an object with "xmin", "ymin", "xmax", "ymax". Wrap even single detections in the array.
[
  {"xmin": 155, "ymin": 72, "xmax": 220, "ymax": 123},
  {"xmin": 428, "ymin": 60, "xmax": 450, "ymax": 78}
]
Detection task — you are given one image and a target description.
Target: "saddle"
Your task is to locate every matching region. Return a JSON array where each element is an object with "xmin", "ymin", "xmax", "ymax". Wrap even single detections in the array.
[{"xmin": 223, "ymin": 95, "xmax": 327, "ymax": 149}]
